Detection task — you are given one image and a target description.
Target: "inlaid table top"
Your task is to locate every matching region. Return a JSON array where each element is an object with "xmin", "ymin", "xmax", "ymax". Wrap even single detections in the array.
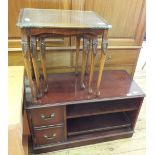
[{"xmin": 17, "ymin": 8, "xmax": 112, "ymax": 29}]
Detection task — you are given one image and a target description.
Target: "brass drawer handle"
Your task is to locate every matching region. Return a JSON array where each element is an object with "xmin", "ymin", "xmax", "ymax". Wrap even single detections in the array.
[
  {"xmin": 40, "ymin": 113, "xmax": 55, "ymax": 120},
  {"xmin": 44, "ymin": 133, "xmax": 57, "ymax": 140}
]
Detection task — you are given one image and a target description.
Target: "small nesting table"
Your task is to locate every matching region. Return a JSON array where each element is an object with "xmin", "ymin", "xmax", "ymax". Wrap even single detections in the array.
[{"xmin": 17, "ymin": 8, "xmax": 112, "ymax": 99}]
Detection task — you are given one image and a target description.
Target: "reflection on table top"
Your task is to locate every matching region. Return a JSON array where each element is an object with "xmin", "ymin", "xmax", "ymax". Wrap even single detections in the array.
[
  {"xmin": 17, "ymin": 8, "xmax": 112, "ymax": 29},
  {"xmin": 25, "ymin": 70, "xmax": 145, "ymax": 108}
]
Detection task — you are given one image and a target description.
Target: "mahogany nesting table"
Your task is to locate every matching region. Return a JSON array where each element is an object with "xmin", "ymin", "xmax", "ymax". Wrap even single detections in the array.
[{"xmin": 16, "ymin": 8, "xmax": 112, "ymax": 99}]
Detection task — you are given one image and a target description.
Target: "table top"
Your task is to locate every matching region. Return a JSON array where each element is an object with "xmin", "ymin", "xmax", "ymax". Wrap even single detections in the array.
[{"xmin": 17, "ymin": 8, "xmax": 112, "ymax": 29}]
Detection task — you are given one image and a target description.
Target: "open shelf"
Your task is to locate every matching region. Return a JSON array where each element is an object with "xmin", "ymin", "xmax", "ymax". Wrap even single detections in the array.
[
  {"xmin": 68, "ymin": 127, "xmax": 133, "ymax": 141},
  {"xmin": 67, "ymin": 112, "xmax": 131, "ymax": 136},
  {"xmin": 67, "ymin": 99, "xmax": 137, "ymax": 119}
]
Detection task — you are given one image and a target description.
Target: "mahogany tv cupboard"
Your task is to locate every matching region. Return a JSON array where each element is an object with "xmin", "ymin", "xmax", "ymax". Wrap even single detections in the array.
[{"xmin": 25, "ymin": 70, "xmax": 145, "ymax": 153}]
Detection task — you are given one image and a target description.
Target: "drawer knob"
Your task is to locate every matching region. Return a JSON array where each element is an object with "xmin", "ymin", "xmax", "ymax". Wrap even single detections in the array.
[
  {"xmin": 44, "ymin": 133, "xmax": 57, "ymax": 140},
  {"xmin": 40, "ymin": 113, "xmax": 55, "ymax": 120}
]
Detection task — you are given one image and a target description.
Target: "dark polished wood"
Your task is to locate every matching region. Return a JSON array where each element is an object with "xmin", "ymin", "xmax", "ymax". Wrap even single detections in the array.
[
  {"xmin": 34, "ymin": 126, "xmax": 65, "ymax": 146},
  {"xmin": 25, "ymin": 70, "xmax": 145, "ymax": 154},
  {"xmin": 31, "ymin": 106, "xmax": 65, "ymax": 127},
  {"xmin": 32, "ymin": 128, "xmax": 133, "ymax": 153},
  {"xmin": 26, "ymin": 70, "xmax": 144, "ymax": 108}
]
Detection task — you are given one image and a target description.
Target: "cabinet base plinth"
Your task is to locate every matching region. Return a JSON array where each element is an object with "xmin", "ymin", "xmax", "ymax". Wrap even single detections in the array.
[{"xmin": 31, "ymin": 129, "xmax": 133, "ymax": 154}]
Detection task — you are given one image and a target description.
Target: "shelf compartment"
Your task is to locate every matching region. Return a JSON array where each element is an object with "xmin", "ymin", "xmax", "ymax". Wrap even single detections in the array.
[
  {"xmin": 67, "ymin": 99, "xmax": 137, "ymax": 119},
  {"xmin": 68, "ymin": 127, "xmax": 133, "ymax": 141},
  {"xmin": 67, "ymin": 112, "xmax": 131, "ymax": 136}
]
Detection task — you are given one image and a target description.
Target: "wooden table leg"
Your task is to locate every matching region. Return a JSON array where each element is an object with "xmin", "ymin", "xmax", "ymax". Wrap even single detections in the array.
[
  {"xmin": 88, "ymin": 38, "xmax": 97, "ymax": 94},
  {"xmin": 96, "ymin": 30, "xmax": 108, "ymax": 96},
  {"xmin": 80, "ymin": 38, "xmax": 89, "ymax": 89},
  {"xmin": 21, "ymin": 35, "xmax": 35, "ymax": 99},
  {"xmin": 28, "ymin": 37, "xmax": 35, "ymax": 80},
  {"xmin": 40, "ymin": 38, "xmax": 48, "ymax": 93},
  {"xmin": 31, "ymin": 36, "xmax": 42, "ymax": 98},
  {"xmin": 85, "ymin": 39, "xmax": 91, "ymax": 75},
  {"xmin": 75, "ymin": 36, "xmax": 80, "ymax": 75}
]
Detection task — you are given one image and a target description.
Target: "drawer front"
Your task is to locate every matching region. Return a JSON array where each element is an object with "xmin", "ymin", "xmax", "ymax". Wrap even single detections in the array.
[
  {"xmin": 31, "ymin": 106, "xmax": 64, "ymax": 127},
  {"xmin": 34, "ymin": 126, "xmax": 65, "ymax": 146}
]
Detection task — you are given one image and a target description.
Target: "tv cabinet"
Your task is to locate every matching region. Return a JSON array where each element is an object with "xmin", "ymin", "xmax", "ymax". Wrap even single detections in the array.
[{"xmin": 25, "ymin": 70, "xmax": 145, "ymax": 154}]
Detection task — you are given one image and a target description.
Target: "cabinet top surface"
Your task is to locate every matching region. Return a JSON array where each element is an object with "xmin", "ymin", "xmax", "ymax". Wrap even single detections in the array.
[
  {"xmin": 17, "ymin": 8, "xmax": 111, "ymax": 29},
  {"xmin": 26, "ymin": 71, "xmax": 145, "ymax": 109}
]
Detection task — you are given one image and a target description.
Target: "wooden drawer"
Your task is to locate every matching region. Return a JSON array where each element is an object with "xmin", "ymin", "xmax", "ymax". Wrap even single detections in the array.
[
  {"xmin": 31, "ymin": 106, "xmax": 64, "ymax": 127},
  {"xmin": 34, "ymin": 126, "xmax": 65, "ymax": 146}
]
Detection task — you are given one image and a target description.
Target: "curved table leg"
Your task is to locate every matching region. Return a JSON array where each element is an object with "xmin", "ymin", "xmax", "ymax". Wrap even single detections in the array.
[
  {"xmin": 88, "ymin": 38, "xmax": 97, "ymax": 94},
  {"xmin": 40, "ymin": 38, "xmax": 48, "ymax": 93},
  {"xmin": 28, "ymin": 37, "xmax": 35, "ymax": 80},
  {"xmin": 96, "ymin": 30, "xmax": 108, "ymax": 96},
  {"xmin": 31, "ymin": 36, "xmax": 42, "ymax": 98},
  {"xmin": 75, "ymin": 36, "xmax": 80, "ymax": 75},
  {"xmin": 80, "ymin": 37, "xmax": 89, "ymax": 89},
  {"xmin": 21, "ymin": 34, "xmax": 36, "ymax": 99},
  {"xmin": 85, "ymin": 38, "xmax": 91, "ymax": 75}
]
